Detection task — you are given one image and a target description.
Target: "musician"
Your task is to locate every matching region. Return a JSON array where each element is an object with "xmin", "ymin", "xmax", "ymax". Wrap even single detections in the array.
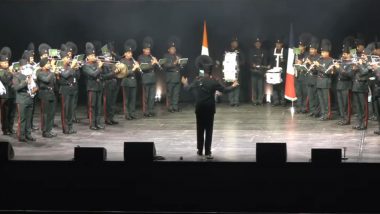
[
  {"xmin": 121, "ymin": 39, "xmax": 140, "ymax": 120},
  {"xmin": 35, "ymin": 43, "xmax": 54, "ymax": 131},
  {"xmin": 27, "ymin": 42, "xmax": 35, "ymax": 56},
  {"xmin": 21, "ymin": 49, "xmax": 39, "ymax": 131},
  {"xmin": 315, "ymin": 39, "xmax": 334, "ymax": 121},
  {"xmin": 249, "ymin": 37, "xmax": 268, "ymax": 105},
  {"xmin": 335, "ymin": 44, "xmax": 353, "ymax": 125},
  {"xmin": 103, "ymin": 43, "xmax": 120, "ymax": 125},
  {"xmin": 0, "ymin": 47, "xmax": 16, "ymax": 136},
  {"xmin": 163, "ymin": 37, "xmax": 183, "ymax": 112},
  {"xmin": 269, "ymin": 38, "xmax": 287, "ymax": 106},
  {"xmin": 82, "ymin": 42, "xmax": 105, "ymax": 130},
  {"xmin": 222, "ymin": 37, "xmax": 244, "ymax": 107},
  {"xmin": 138, "ymin": 37, "xmax": 159, "ymax": 117},
  {"xmin": 350, "ymin": 57, "xmax": 370, "ymax": 130},
  {"xmin": 58, "ymin": 48, "xmax": 79, "ymax": 134},
  {"xmin": 36, "ymin": 58, "xmax": 57, "ymax": 138},
  {"xmin": 294, "ymin": 36, "xmax": 309, "ymax": 113},
  {"xmin": 367, "ymin": 40, "xmax": 379, "ymax": 122},
  {"xmin": 12, "ymin": 59, "xmax": 38, "ymax": 142},
  {"xmin": 181, "ymin": 55, "xmax": 239, "ymax": 159},
  {"xmin": 65, "ymin": 41, "xmax": 80, "ymax": 123},
  {"xmin": 371, "ymin": 61, "xmax": 380, "ymax": 135},
  {"xmin": 355, "ymin": 38, "xmax": 366, "ymax": 57},
  {"xmin": 306, "ymin": 37, "xmax": 321, "ymax": 117}
]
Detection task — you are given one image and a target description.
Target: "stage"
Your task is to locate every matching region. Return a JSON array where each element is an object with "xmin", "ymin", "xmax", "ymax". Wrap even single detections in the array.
[{"xmin": 2, "ymin": 103, "xmax": 380, "ymax": 162}]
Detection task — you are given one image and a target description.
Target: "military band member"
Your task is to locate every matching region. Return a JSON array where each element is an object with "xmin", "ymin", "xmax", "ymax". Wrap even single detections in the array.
[
  {"xmin": 121, "ymin": 39, "xmax": 140, "ymax": 120},
  {"xmin": 351, "ymin": 57, "xmax": 370, "ymax": 130},
  {"xmin": 222, "ymin": 36, "xmax": 244, "ymax": 107},
  {"xmin": 0, "ymin": 47, "xmax": 16, "ymax": 135},
  {"xmin": 366, "ymin": 39, "xmax": 379, "ymax": 122},
  {"xmin": 163, "ymin": 37, "xmax": 183, "ymax": 112},
  {"xmin": 36, "ymin": 58, "xmax": 57, "ymax": 138},
  {"xmin": 315, "ymin": 39, "xmax": 334, "ymax": 121},
  {"xmin": 371, "ymin": 62, "xmax": 380, "ymax": 135},
  {"xmin": 294, "ymin": 35, "xmax": 309, "ymax": 113},
  {"xmin": 13, "ymin": 59, "xmax": 38, "ymax": 142},
  {"xmin": 65, "ymin": 41, "xmax": 80, "ymax": 123},
  {"xmin": 102, "ymin": 43, "xmax": 120, "ymax": 125},
  {"xmin": 138, "ymin": 37, "xmax": 160, "ymax": 117},
  {"xmin": 306, "ymin": 37, "xmax": 321, "ymax": 117},
  {"xmin": 21, "ymin": 48, "xmax": 38, "ymax": 131},
  {"xmin": 82, "ymin": 42, "xmax": 105, "ymax": 130},
  {"xmin": 335, "ymin": 44, "xmax": 353, "ymax": 125},
  {"xmin": 58, "ymin": 47, "xmax": 79, "ymax": 134},
  {"xmin": 36, "ymin": 43, "xmax": 53, "ymax": 131},
  {"xmin": 249, "ymin": 37, "xmax": 268, "ymax": 105},
  {"xmin": 355, "ymin": 38, "xmax": 366, "ymax": 57},
  {"xmin": 270, "ymin": 39, "xmax": 287, "ymax": 106}
]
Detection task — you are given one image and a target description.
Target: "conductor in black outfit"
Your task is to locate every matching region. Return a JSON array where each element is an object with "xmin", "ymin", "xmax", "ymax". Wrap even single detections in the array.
[{"xmin": 181, "ymin": 55, "xmax": 239, "ymax": 159}]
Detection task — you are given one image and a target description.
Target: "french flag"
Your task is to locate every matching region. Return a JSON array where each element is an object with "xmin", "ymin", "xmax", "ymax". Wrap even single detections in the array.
[{"xmin": 284, "ymin": 23, "xmax": 297, "ymax": 101}]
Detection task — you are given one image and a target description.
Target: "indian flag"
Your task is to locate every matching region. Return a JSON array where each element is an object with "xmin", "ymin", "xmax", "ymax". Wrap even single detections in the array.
[{"xmin": 201, "ymin": 20, "xmax": 209, "ymax": 56}]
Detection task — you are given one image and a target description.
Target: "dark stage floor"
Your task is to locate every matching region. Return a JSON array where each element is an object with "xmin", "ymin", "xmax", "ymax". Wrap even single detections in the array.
[{"xmin": 1, "ymin": 102, "xmax": 380, "ymax": 162}]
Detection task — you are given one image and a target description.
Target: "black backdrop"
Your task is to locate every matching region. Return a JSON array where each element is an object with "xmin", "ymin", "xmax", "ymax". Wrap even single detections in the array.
[{"xmin": 1, "ymin": 0, "xmax": 380, "ymax": 103}]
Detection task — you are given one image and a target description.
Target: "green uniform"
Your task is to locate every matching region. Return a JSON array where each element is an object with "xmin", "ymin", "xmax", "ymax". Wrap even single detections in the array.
[
  {"xmin": 102, "ymin": 63, "xmax": 118, "ymax": 123},
  {"xmin": 72, "ymin": 68, "xmax": 80, "ymax": 122},
  {"xmin": 138, "ymin": 54, "xmax": 157, "ymax": 116},
  {"xmin": 59, "ymin": 65, "xmax": 80, "ymax": 133},
  {"xmin": 30, "ymin": 63, "xmax": 39, "ymax": 130},
  {"xmin": 249, "ymin": 47, "xmax": 267, "ymax": 105},
  {"xmin": 120, "ymin": 58, "xmax": 138, "ymax": 119},
  {"xmin": 316, "ymin": 57, "xmax": 333, "ymax": 120},
  {"xmin": 163, "ymin": 53, "xmax": 182, "ymax": 111},
  {"xmin": 295, "ymin": 52, "xmax": 308, "ymax": 113},
  {"xmin": 372, "ymin": 67, "xmax": 380, "ymax": 134},
  {"xmin": 351, "ymin": 64, "xmax": 369, "ymax": 129},
  {"xmin": 82, "ymin": 62, "xmax": 103, "ymax": 128},
  {"xmin": 0, "ymin": 68, "xmax": 16, "ymax": 135},
  {"xmin": 336, "ymin": 62, "xmax": 353, "ymax": 125},
  {"xmin": 37, "ymin": 69, "xmax": 56, "ymax": 135},
  {"xmin": 306, "ymin": 54, "xmax": 321, "ymax": 115},
  {"xmin": 12, "ymin": 72, "xmax": 34, "ymax": 141}
]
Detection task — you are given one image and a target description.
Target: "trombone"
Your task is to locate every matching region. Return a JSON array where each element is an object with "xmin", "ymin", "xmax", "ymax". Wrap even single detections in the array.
[{"xmin": 96, "ymin": 56, "xmax": 120, "ymax": 64}]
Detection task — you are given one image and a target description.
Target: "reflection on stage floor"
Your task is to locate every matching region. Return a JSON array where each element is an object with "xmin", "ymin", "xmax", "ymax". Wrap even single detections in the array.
[{"xmin": 2, "ymin": 103, "xmax": 379, "ymax": 162}]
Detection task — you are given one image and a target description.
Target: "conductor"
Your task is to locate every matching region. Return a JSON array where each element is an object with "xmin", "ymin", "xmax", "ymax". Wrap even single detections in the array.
[{"xmin": 181, "ymin": 55, "xmax": 239, "ymax": 159}]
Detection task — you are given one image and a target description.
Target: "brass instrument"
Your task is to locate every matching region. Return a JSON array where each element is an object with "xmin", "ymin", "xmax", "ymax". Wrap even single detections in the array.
[
  {"xmin": 20, "ymin": 65, "xmax": 38, "ymax": 97},
  {"xmin": 132, "ymin": 57, "xmax": 142, "ymax": 73},
  {"xmin": 96, "ymin": 56, "xmax": 120, "ymax": 64},
  {"xmin": 150, "ymin": 54, "xmax": 162, "ymax": 70},
  {"xmin": 303, "ymin": 56, "xmax": 322, "ymax": 72},
  {"xmin": 115, "ymin": 62, "xmax": 128, "ymax": 79},
  {"xmin": 95, "ymin": 56, "xmax": 128, "ymax": 78}
]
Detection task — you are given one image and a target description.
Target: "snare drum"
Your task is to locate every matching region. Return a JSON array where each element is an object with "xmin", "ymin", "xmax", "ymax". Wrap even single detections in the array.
[{"xmin": 266, "ymin": 67, "xmax": 283, "ymax": 84}]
